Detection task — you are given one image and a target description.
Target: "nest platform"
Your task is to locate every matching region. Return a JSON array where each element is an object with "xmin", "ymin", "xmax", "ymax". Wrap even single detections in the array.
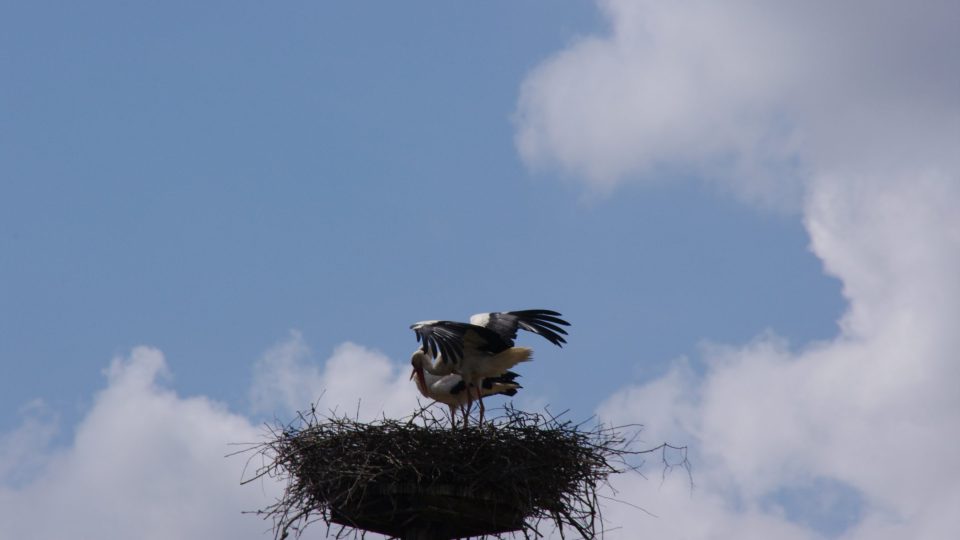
[
  {"xmin": 330, "ymin": 483, "xmax": 525, "ymax": 538},
  {"xmin": 245, "ymin": 407, "xmax": 654, "ymax": 539}
]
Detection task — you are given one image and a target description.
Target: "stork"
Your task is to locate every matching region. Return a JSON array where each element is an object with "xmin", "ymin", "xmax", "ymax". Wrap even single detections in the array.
[
  {"xmin": 410, "ymin": 309, "xmax": 569, "ymax": 424},
  {"xmin": 409, "ymin": 357, "xmax": 522, "ymax": 426}
]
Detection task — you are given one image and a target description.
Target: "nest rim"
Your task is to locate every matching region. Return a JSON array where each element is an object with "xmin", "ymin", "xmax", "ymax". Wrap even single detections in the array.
[{"xmin": 241, "ymin": 405, "xmax": 688, "ymax": 539}]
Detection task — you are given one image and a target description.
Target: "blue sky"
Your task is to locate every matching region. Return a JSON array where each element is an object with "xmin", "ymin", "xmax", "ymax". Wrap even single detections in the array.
[
  {"xmin": 2, "ymin": 2, "xmax": 957, "ymax": 539},
  {"xmin": 0, "ymin": 1, "xmax": 841, "ymax": 430}
]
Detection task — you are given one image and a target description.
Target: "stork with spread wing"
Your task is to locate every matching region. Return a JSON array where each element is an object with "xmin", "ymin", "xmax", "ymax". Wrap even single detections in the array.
[{"xmin": 410, "ymin": 309, "xmax": 569, "ymax": 425}]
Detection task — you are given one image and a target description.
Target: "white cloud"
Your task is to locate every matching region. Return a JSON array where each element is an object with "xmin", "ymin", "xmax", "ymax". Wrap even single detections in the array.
[
  {"xmin": 594, "ymin": 176, "xmax": 960, "ymax": 539},
  {"xmin": 0, "ymin": 400, "xmax": 58, "ymax": 488},
  {"xmin": 515, "ymin": 0, "xmax": 959, "ymax": 209},
  {"xmin": 0, "ymin": 333, "xmax": 433, "ymax": 540},
  {"xmin": 600, "ymin": 470, "xmax": 825, "ymax": 540},
  {"xmin": 249, "ymin": 330, "xmax": 418, "ymax": 420},
  {"xmin": 517, "ymin": 0, "xmax": 960, "ymax": 538},
  {"xmin": 0, "ymin": 347, "xmax": 280, "ymax": 540}
]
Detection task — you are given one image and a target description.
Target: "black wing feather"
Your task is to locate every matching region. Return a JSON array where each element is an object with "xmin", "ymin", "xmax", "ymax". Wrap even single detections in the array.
[
  {"xmin": 410, "ymin": 320, "xmax": 511, "ymax": 367},
  {"xmin": 476, "ymin": 309, "xmax": 571, "ymax": 348}
]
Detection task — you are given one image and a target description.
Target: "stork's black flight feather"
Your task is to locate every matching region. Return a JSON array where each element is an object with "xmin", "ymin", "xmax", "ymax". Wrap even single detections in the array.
[
  {"xmin": 410, "ymin": 320, "xmax": 509, "ymax": 365},
  {"xmin": 470, "ymin": 309, "xmax": 570, "ymax": 348},
  {"xmin": 410, "ymin": 309, "xmax": 570, "ymax": 366}
]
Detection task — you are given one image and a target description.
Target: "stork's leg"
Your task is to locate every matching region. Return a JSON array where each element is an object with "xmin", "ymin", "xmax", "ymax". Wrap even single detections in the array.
[
  {"xmin": 448, "ymin": 405, "xmax": 457, "ymax": 428},
  {"xmin": 462, "ymin": 396, "xmax": 473, "ymax": 429},
  {"xmin": 476, "ymin": 386, "xmax": 486, "ymax": 424}
]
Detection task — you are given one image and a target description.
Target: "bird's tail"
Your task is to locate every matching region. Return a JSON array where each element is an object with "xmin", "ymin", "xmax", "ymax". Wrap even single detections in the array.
[
  {"xmin": 488, "ymin": 370, "xmax": 521, "ymax": 384},
  {"xmin": 483, "ymin": 382, "xmax": 521, "ymax": 398},
  {"xmin": 480, "ymin": 370, "xmax": 523, "ymax": 397},
  {"xmin": 489, "ymin": 346, "xmax": 533, "ymax": 374}
]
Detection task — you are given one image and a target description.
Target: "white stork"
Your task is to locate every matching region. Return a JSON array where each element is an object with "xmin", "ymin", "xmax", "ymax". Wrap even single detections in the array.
[
  {"xmin": 409, "ymin": 309, "xmax": 570, "ymax": 424},
  {"xmin": 409, "ymin": 360, "xmax": 522, "ymax": 426}
]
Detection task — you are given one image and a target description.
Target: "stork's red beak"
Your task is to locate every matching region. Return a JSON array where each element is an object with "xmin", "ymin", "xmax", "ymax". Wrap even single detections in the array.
[{"xmin": 409, "ymin": 367, "xmax": 416, "ymax": 380}]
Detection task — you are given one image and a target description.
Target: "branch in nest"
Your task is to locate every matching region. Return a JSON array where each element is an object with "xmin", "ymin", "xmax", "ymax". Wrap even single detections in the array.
[{"xmin": 236, "ymin": 404, "xmax": 689, "ymax": 539}]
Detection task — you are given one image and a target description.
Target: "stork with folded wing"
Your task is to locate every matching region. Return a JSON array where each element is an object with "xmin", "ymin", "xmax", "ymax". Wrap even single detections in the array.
[{"xmin": 409, "ymin": 360, "xmax": 521, "ymax": 427}]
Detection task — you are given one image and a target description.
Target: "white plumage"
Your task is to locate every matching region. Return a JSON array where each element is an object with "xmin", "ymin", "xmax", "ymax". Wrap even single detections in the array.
[
  {"xmin": 409, "ymin": 309, "xmax": 569, "ymax": 425},
  {"xmin": 409, "ymin": 353, "xmax": 522, "ymax": 426}
]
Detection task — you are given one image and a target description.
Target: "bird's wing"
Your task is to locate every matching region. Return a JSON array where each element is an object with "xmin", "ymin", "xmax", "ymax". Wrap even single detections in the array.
[
  {"xmin": 469, "ymin": 309, "xmax": 570, "ymax": 347},
  {"xmin": 410, "ymin": 320, "xmax": 509, "ymax": 367}
]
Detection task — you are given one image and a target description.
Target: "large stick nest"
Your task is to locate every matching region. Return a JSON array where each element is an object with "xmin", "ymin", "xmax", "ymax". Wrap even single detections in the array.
[{"xmin": 242, "ymin": 405, "xmax": 687, "ymax": 539}]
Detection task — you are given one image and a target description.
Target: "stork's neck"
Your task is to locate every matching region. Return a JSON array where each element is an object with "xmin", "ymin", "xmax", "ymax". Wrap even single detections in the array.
[{"xmin": 412, "ymin": 366, "xmax": 430, "ymax": 399}]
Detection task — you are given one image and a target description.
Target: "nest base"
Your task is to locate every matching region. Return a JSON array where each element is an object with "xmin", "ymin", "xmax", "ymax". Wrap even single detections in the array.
[
  {"xmin": 330, "ymin": 484, "xmax": 525, "ymax": 538},
  {"xmin": 243, "ymin": 406, "xmax": 661, "ymax": 539}
]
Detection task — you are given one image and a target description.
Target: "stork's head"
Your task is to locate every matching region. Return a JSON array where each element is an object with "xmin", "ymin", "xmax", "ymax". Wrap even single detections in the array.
[
  {"xmin": 409, "ymin": 350, "xmax": 431, "ymax": 397},
  {"xmin": 409, "ymin": 350, "xmax": 429, "ymax": 380}
]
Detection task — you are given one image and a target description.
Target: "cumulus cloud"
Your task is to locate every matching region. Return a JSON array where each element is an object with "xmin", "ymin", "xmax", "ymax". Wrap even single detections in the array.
[
  {"xmin": 591, "ymin": 179, "xmax": 960, "ymax": 538},
  {"xmin": 0, "ymin": 400, "xmax": 59, "ymax": 488},
  {"xmin": 515, "ymin": 0, "xmax": 959, "ymax": 208},
  {"xmin": 596, "ymin": 176, "xmax": 960, "ymax": 538},
  {"xmin": 0, "ymin": 337, "xmax": 424, "ymax": 540},
  {"xmin": 517, "ymin": 0, "xmax": 959, "ymax": 538},
  {"xmin": 0, "ymin": 347, "xmax": 279, "ymax": 540},
  {"xmin": 250, "ymin": 330, "xmax": 418, "ymax": 420}
]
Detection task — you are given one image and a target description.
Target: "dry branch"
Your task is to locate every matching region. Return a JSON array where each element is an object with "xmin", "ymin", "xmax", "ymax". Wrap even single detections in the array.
[{"xmin": 240, "ymin": 405, "xmax": 688, "ymax": 539}]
